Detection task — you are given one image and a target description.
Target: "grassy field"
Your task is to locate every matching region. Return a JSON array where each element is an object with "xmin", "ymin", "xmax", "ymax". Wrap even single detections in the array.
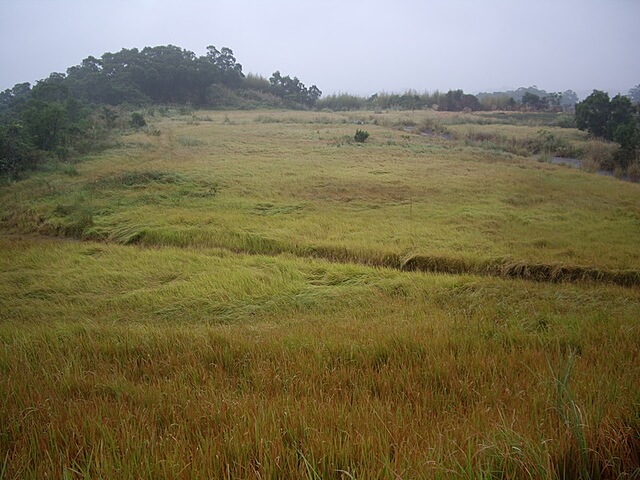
[{"xmin": 1, "ymin": 110, "xmax": 639, "ymax": 478}]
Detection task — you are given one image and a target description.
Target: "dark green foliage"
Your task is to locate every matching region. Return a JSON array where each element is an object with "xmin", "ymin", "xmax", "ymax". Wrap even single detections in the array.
[
  {"xmin": 367, "ymin": 92, "xmax": 436, "ymax": 111},
  {"xmin": 0, "ymin": 82, "xmax": 32, "ymax": 117},
  {"xmin": 0, "ymin": 82, "xmax": 84, "ymax": 177},
  {"xmin": 268, "ymin": 71, "xmax": 322, "ymax": 108},
  {"xmin": 0, "ymin": 122, "xmax": 37, "ymax": 176},
  {"xmin": 0, "ymin": 43, "xmax": 323, "ymax": 175},
  {"xmin": 377, "ymin": 92, "xmax": 424, "ymax": 111},
  {"xmin": 354, "ymin": 129, "xmax": 369, "ymax": 143},
  {"xmin": 0, "ymin": 79, "xmax": 110, "ymax": 176},
  {"xmin": 130, "ymin": 112, "xmax": 146, "ymax": 129},
  {"xmin": 2, "ymin": 44, "xmax": 316, "ymax": 111},
  {"xmin": 22, "ymin": 101, "xmax": 67, "ymax": 151},
  {"xmin": 608, "ymin": 94, "xmax": 636, "ymax": 138},
  {"xmin": 575, "ymin": 90, "xmax": 613, "ymax": 138},
  {"xmin": 612, "ymin": 122, "xmax": 640, "ymax": 168},
  {"xmin": 63, "ymin": 45, "xmax": 246, "ymax": 106},
  {"xmin": 242, "ymin": 73, "xmax": 271, "ymax": 92},
  {"xmin": 521, "ymin": 92, "xmax": 548, "ymax": 111},
  {"xmin": 438, "ymin": 89, "xmax": 482, "ymax": 111},
  {"xmin": 575, "ymin": 90, "xmax": 640, "ymax": 169}
]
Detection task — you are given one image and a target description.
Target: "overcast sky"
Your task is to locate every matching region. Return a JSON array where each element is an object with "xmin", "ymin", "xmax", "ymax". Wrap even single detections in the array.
[{"xmin": 1, "ymin": 0, "xmax": 639, "ymax": 98}]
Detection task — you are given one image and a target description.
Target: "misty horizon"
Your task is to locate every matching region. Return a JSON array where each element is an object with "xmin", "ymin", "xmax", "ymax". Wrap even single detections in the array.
[{"xmin": 1, "ymin": 0, "xmax": 639, "ymax": 99}]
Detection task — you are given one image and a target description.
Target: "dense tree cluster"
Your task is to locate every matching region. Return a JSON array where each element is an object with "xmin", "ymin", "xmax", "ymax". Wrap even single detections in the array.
[
  {"xmin": 269, "ymin": 72, "xmax": 322, "ymax": 108},
  {"xmin": 0, "ymin": 44, "xmax": 322, "ymax": 176},
  {"xmin": 1, "ymin": 44, "xmax": 322, "ymax": 115},
  {"xmin": 61, "ymin": 45, "xmax": 245, "ymax": 105},
  {"xmin": 437, "ymin": 89, "xmax": 481, "ymax": 111},
  {"xmin": 0, "ymin": 76, "xmax": 95, "ymax": 177},
  {"xmin": 575, "ymin": 90, "xmax": 640, "ymax": 168}
]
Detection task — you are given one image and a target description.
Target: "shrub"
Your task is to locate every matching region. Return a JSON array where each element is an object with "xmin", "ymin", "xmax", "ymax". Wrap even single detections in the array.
[
  {"xmin": 583, "ymin": 140, "xmax": 618, "ymax": 171},
  {"xmin": 553, "ymin": 114, "xmax": 576, "ymax": 129},
  {"xmin": 417, "ymin": 117, "xmax": 449, "ymax": 136},
  {"xmin": 130, "ymin": 112, "xmax": 146, "ymax": 129},
  {"xmin": 354, "ymin": 129, "xmax": 370, "ymax": 143}
]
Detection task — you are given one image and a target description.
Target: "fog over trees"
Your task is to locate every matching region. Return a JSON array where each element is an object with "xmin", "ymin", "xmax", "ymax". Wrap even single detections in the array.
[{"xmin": 1, "ymin": 44, "xmax": 639, "ymax": 178}]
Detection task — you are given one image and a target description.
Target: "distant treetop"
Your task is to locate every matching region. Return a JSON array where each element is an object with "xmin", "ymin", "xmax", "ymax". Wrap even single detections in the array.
[{"xmin": 1, "ymin": 44, "xmax": 322, "ymax": 111}]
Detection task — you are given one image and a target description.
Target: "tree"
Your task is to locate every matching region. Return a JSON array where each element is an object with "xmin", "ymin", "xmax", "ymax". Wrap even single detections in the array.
[
  {"xmin": 437, "ymin": 90, "xmax": 481, "ymax": 111},
  {"xmin": 576, "ymin": 91, "xmax": 637, "ymax": 142},
  {"xmin": 546, "ymin": 92, "xmax": 562, "ymax": 110},
  {"xmin": 21, "ymin": 44, "xmax": 319, "ymax": 110},
  {"xmin": 575, "ymin": 90, "xmax": 640, "ymax": 169},
  {"xmin": 22, "ymin": 101, "xmax": 67, "ymax": 151},
  {"xmin": 438, "ymin": 90, "xmax": 463, "ymax": 111},
  {"xmin": 607, "ymin": 94, "xmax": 635, "ymax": 138},
  {"xmin": 32, "ymin": 73, "xmax": 69, "ymax": 103},
  {"xmin": 306, "ymin": 85, "xmax": 322, "ymax": 107},
  {"xmin": 560, "ymin": 90, "xmax": 579, "ymax": 111},
  {"xmin": 269, "ymin": 71, "xmax": 321, "ymax": 107},
  {"xmin": 0, "ymin": 122, "xmax": 35, "ymax": 175},
  {"xmin": 0, "ymin": 83, "xmax": 32, "ymax": 117},
  {"xmin": 205, "ymin": 46, "xmax": 244, "ymax": 87},
  {"xmin": 628, "ymin": 84, "xmax": 640, "ymax": 104},
  {"xmin": 521, "ymin": 92, "xmax": 548, "ymax": 111},
  {"xmin": 575, "ymin": 90, "xmax": 611, "ymax": 138}
]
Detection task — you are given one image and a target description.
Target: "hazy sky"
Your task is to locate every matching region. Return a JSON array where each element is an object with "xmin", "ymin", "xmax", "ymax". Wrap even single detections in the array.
[{"xmin": 1, "ymin": 0, "xmax": 639, "ymax": 98}]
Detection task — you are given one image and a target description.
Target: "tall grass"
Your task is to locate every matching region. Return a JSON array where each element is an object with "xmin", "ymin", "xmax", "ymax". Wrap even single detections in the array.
[
  {"xmin": 1, "ymin": 110, "xmax": 639, "ymax": 273},
  {"xmin": 1, "ymin": 237, "xmax": 640, "ymax": 478},
  {"xmin": 1, "ymin": 110, "xmax": 640, "ymax": 478}
]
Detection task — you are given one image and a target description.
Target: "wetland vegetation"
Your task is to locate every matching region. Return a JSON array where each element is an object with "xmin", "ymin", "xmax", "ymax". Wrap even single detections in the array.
[
  {"xmin": 1, "ymin": 108, "xmax": 639, "ymax": 479},
  {"xmin": 1, "ymin": 44, "xmax": 639, "ymax": 479}
]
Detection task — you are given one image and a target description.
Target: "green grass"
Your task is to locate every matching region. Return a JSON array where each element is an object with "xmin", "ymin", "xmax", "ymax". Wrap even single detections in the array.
[
  {"xmin": 2, "ymin": 110, "xmax": 637, "ymax": 273},
  {"xmin": 1, "ymin": 110, "xmax": 639, "ymax": 478}
]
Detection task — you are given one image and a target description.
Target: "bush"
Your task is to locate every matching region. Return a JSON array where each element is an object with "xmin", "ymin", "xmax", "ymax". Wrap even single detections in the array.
[
  {"xmin": 130, "ymin": 112, "xmax": 146, "ymax": 129},
  {"xmin": 417, "ymin": 118, "xmax": 449, "ymax": 136},
  {"xmin": 583, "ymin": 140, "xmax": 618, "ymax": 171},
  {"xmin": 354, "ymin": 129, "xmax": 370, "ymax": 143}
]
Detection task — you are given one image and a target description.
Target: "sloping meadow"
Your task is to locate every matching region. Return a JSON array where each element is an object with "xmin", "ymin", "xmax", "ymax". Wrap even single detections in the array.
[
  {"xmin": 2, "ymin": 110, "xmax": 639, "ymax": 275},
  {"xmin": 1, "ymin": 110, "xmax": 640, "ymax": 478}
]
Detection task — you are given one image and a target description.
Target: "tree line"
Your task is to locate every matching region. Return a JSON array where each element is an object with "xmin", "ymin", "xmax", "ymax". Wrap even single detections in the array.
[
  {"xmin": 575, "ymin": 90, "xmax": 640, "ymax": 169},
  {"xmin": 0, "ymin": 44, "xmax": 321, "ymax": 177},
  {"xmin": 316, "ymin": 86, "xmax": 582, "ymax": 113}
]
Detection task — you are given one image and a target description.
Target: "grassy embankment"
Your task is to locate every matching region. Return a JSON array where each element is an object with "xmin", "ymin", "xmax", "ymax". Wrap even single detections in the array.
[{"xmin": 1, "ymin": 110, "xmax": 639, "ymax": 478}]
